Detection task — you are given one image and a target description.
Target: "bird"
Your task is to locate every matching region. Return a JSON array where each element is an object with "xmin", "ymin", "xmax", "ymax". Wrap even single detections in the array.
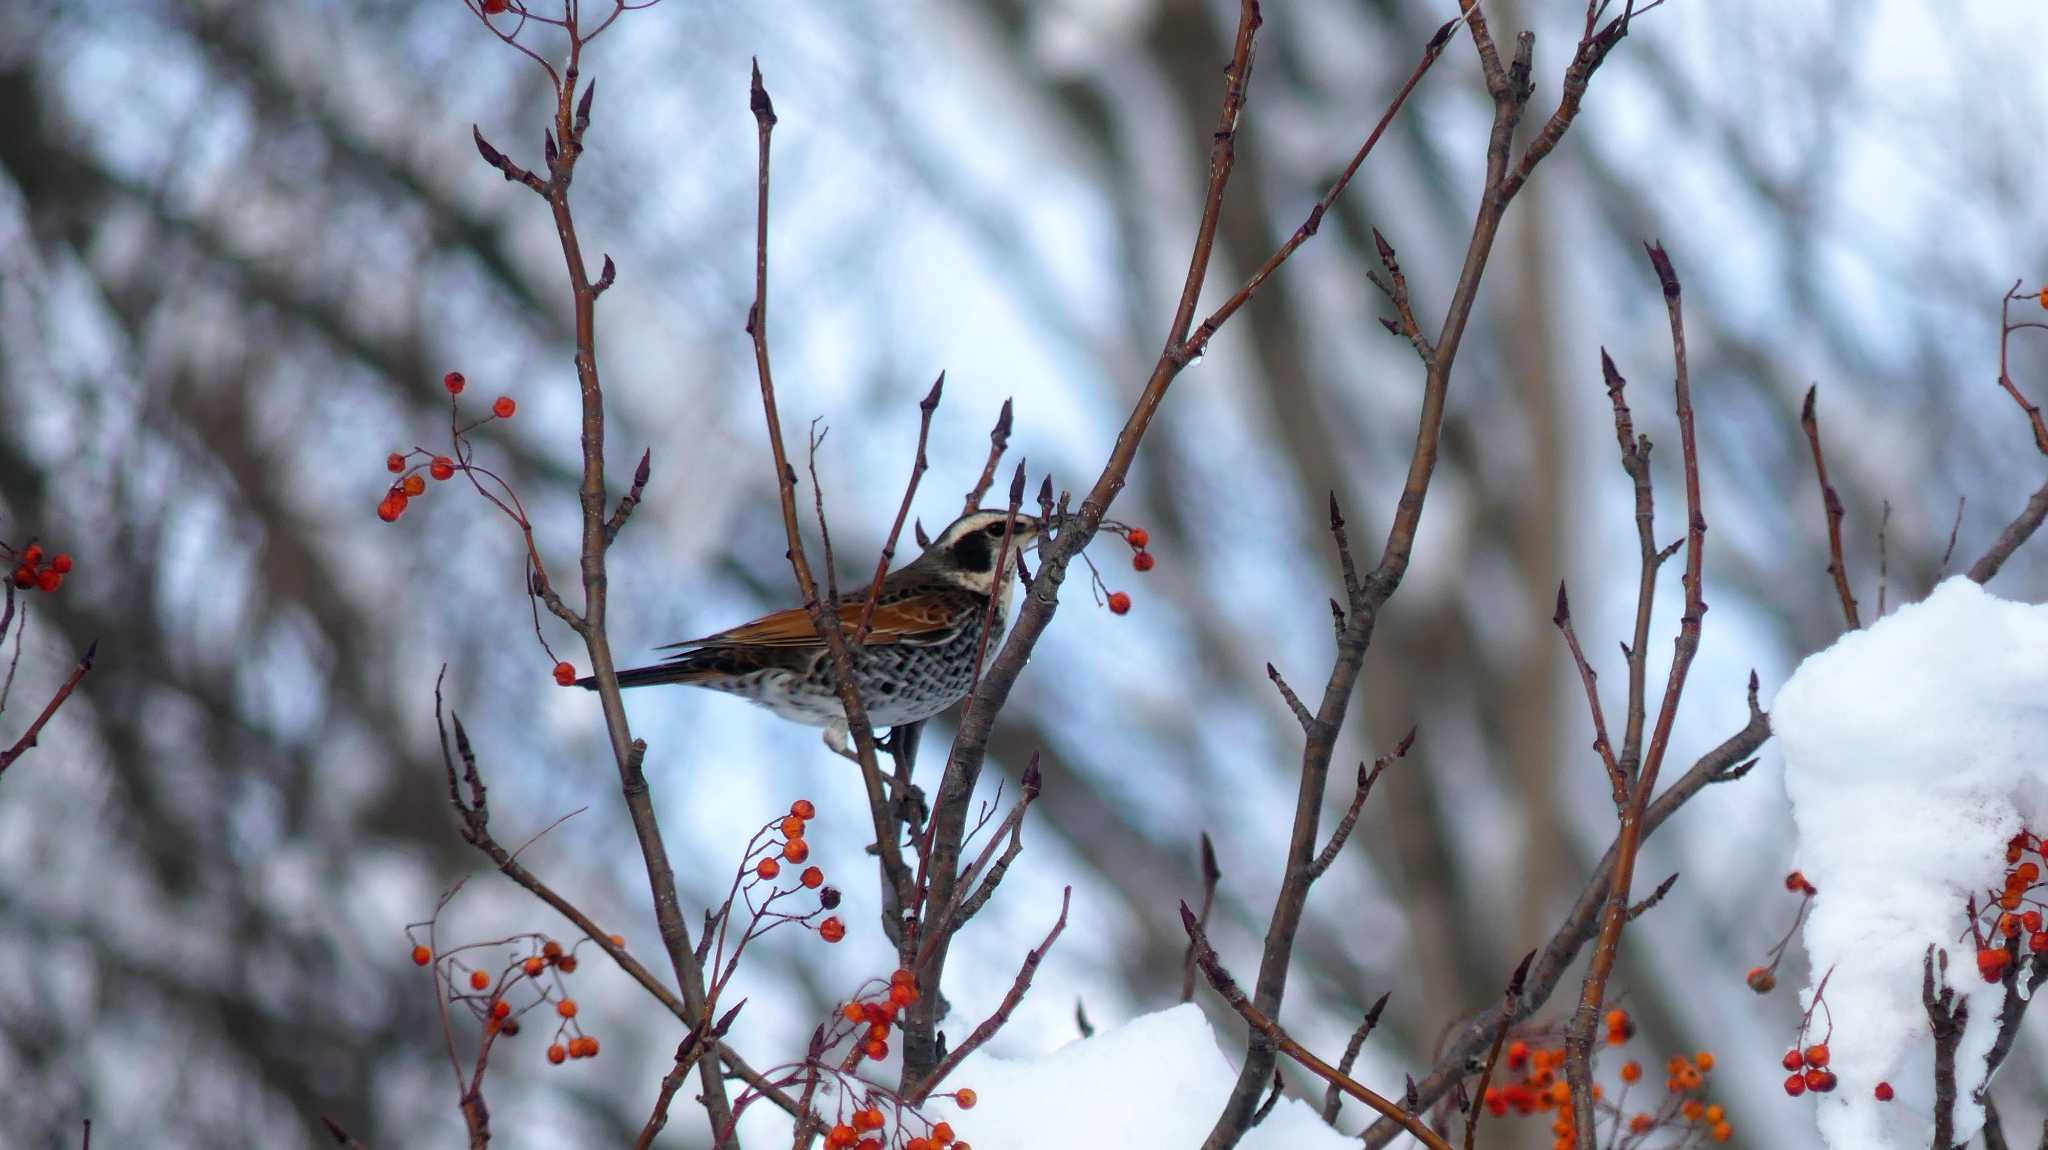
[{"xmin": 582, "ymin": 509, "xmax": 1041, "ymax": 753}]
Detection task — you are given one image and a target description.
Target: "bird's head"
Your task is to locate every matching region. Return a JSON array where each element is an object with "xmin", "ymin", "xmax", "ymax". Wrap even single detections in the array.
[{"xmin": 920, "ymin": 509, "xmax": 1042, "ymax": 596}]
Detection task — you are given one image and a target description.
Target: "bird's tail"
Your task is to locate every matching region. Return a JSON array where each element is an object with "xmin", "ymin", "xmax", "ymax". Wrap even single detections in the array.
[{"xmin": 575, "ymin": 656, "xmax": 724, "ymax": 691}]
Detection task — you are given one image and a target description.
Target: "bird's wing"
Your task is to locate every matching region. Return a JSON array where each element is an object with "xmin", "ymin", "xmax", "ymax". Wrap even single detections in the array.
[{"xmin": 657, "ymin": 592, "xmax": 971, "ymax": 651}]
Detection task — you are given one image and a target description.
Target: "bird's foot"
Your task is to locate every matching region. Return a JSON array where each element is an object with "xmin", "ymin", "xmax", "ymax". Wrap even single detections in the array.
[{"xmin": 823, "ymin": 722, "xmax": 860, "ymax": 763}]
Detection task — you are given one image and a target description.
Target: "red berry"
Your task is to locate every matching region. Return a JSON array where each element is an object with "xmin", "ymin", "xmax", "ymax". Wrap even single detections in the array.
[
  {"xmin": 1132, "ymin": 550, "xmax": 1156, "ymax": 572},
  {"xmin": 35, "ymin": 569, "xmax": 61, "ymax": 593},
  {"xmin": 800, "ymin": 865, "xmax": 823, "ymax": 889},
  {"xmin": 781, "ymin": 815, "xmax": 807, "ymax": 840},
  {"xmin": 953, "ymin": 1088, "xmax": 977, "ymax": 1109},
  {"xmin": 430, "ymin": 456, "xmax": 456, "ymax": 481},
  {"xmin": 755, "ymin": 857, "xmax": 780, "ymax": 880},
  {"xmin": 931, "ymin": 1122, "xmax": 954, "ymax": 1145},
  {"xmin": 493, "ymin": 396, "xmax": 516, "ymax": 419},
  {"xmin": 491, "ymin": 998, "xmax": 511, "ymax": 1019},
  {"xmin": 21, "ymin": 545, "xmax": 42, "ymax": 568},
  {"xmin": 1781, "ymin": 1049, "xmax": 1803, "ymax": 1072},
  {"xmin": 542, "ymin": 939, "xmax": 563, "ymax": 958},
  {"xmin": 387, "ymin": 453, "xmax": 406, "ymax": 473},
  {"xmin": 444, "ymin": 371, "xmax": 467, "ymax": 394},
  {"xmin": 378, "ymin": 491, "xmax": 410, "ymax": 522},
  {"xmin": 819, "ymin": 916, "xmax": 846, "ymax": 943},
  {"xmin": 1804, "ymin": 1043, "xmax": 1829, "ymax": 1068},
  {"xmin": 889, "ymin": 983, "xmax": 917, "ymax": 1008},
  {"xmin": 547, "ymin": 1043, "xmax": 566, "ymax": 1064},
  {"xmin": 556, "ymin": 998, "xmax": 578, "ymax": 1018},
  {"xmin": 1978, "ymin": 947, "xmax": 2012, "ymax": 982},
  {"xmin": 470, "ymin": 970, "xmax": 490, "ymax": 991},
  {"xmin": 863, "ymin": 1038, "xmax": 888, "ymax": 1061},
  {"xmin": 49, "ymin": 553, "xmax": 71, "ymax": 574},
  {"xmin": 11, "ymin": 567, "xmax": 32, "ymax": 589},
  {"xmin": 481, "ymin": 0, "xmax": 508, "ymax": 12},
  {"xmin": 523, "ymin": 956, "xmax": 544, "ymax": 977},
  {"xmin": 1746, "ymin": 966, "xmax": 1777, "ymax": 993},
  {"xmin": 791, "ymin": 798, "xmax": 816, "ymax": 819},
  {"xmin": 553, "ymin": 661, "xmax": 577, "ymax": 686},
  {"xmin": 783, "ymin": 838, "xmax": 811, "ymax": 863},
  {"xmin": 556, "ymin": 955, "xmax": 577, "ymax": 973},
  {"xmin": 401, "ymin": 473, "xmax": 427, "ymax": 497},
  {"xmin": 1106, "ymin": 591, "xmax": 1131, "ymax": 615},
  {"xmin": 1784, "ymin": 1073, "xmax": 1806, "ymax": 1097},
  {"xmin": 580, "ymin": 1035, "xmax": 599, "ymax": 1057},
  {"xmin": 1804, "ymin": 1068, "xmax": 1834, "ymax": 1093},
  {"xmin": 411, "ymin": 945, "xmax": 432, "ymax": 966},
  {"xmin": 1126, "ymin": 528, "xmax": 1149, "ymax": 549},
  {"xmin": 1874, "ymin": 1081, "xmax": 1894, "ymax": 1102}
]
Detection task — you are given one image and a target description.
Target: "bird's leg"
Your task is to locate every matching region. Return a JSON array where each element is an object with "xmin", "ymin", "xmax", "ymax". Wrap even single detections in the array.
[{"xmin": 823, "ymin": 720, "xmax": 859, "ymax": 763}]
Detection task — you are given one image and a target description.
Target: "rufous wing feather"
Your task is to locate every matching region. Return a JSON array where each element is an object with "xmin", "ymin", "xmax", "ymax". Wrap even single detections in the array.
[{"xmin": 656, "ymin": 594, "xmax": 967, "ymax": 650}]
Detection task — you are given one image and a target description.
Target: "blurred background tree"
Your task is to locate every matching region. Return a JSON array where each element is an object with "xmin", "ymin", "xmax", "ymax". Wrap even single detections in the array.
[{"xmin": 1, "ymin": 0, "xmax": 2043, "ymax": 1146}]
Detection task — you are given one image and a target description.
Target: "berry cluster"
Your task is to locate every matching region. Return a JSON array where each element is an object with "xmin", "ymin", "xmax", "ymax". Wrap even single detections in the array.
[
  {"xmin": 1779, "ymin": 967, "xmax": 1838, "ymax": 1097},
  {"xmin": 1975, "ymin": 828, "xmax": 2047, "ymax": 981},
  {"xmin": 405, "ymin": 929, "xmax": 614, "ymax": 1067},
  {"xmin": 1087, "ymin": 524, "xmax": 1154, "ymax": 616},
  {"xmin": 1745, "ymin": 871, "xmax": 1819, "ymax": 995},
  {"xmin": 1482, "ymin": 1015, "xmax": 1730, "ymax": 1148},
  {"xmin": 816, "ymin": 1076, "xmax": 976, "ymax": 1150},
  {"xmin": 7, "ymin": 544, "xmax": 73, "ymax": 594},
  {"xmin": 373, "ymin": 371, "xmax": 517, "ymax": 524}
]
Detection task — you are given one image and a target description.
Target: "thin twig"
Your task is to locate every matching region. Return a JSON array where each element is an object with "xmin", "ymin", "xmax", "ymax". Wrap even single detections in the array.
[
  {"xmin": 1319, "ymin": 993, "xmax": 1389, "ymax": 1125},
  {"xmin": 960, "ymin": 398, "xmax": 1013, "ymax": 516},
  {"xmin": 0, "ymin": 639, "xmax": 96, "ymax": 779},
  {"xmin": 1462, "ymin": 952, "xmax": 1535, "ymax": 1150},
  {"xmin": 1799, "ymin": 385, "xmax": 1860, "ymax": 630},
  {"xmin": 1307, "ymin": 729, "xmax": 1412, "ymax": 881},
  {"xmin": 1181, "ymin": 904, "xmax": 1453, "ymax": 1150},
  {"xmin": 1181, "ymin": 832, "xmax": 1223, "ymax": 1004},
  {"xmin": 856, "ymin": 374, "xmax": 943, "ymax": 642},
  {"xmin": 1554, "ymin": 582, "xmax": 1625, "ymax": 803},
  {"xmin": 907, "ymin": 886, "xmax": 1070, "ymax": 1102}
]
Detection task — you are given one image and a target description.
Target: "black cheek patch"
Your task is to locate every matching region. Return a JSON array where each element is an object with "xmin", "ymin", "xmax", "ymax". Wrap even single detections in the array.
[{"xmin": 950, "ymin": 531, "xmax": 993, "ymax": 574}]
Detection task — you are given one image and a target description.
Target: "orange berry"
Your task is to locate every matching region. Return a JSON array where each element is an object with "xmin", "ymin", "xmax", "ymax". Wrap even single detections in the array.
[
  {"xmin": 469, "ymin": 970, "xmax": 490, "ymax": 991},
  {"xmin": 1619, "ymin": 1061, "xmax": 1641, "ymax": 1083},
  {"xmin": 557, "ymin": 998, "xmax": 578, "ymax": 1018},
  {"xmin": 2031, "ymin": 931, "xmax": 2048, "ymax": 954},
  {"xmin": 1694, "ymin": 1051, "xmax": 1714, "ymax": 1072},
  {"xmin": 791, "ymin": 799, "xmax": 817, "ymax": 819},
  {"xmin": 1126, "ymin": 528, "xmax": 1149, "ymax": 549},
  {"xmin": 430, "ymin": 456, "xmax": 456, "ymax": 481},
  {"xmin": 556, "ymin": 955, "xmax": 577, "ymax": 973},
  {"xmin": 402, "ymin": 473, "xmax": 427, "ymax": 497},
  {"xmin": 953, "ymin": 1087, "xmax": 977, "ymax": 1109},
  {"xmin": 1548, "ymin": 1081, "xmax": 1569, "ymax": 1105},
  {"xmin": 1681, "ymin": 1099, "xmax": 1704, "ymax": 1121},
  {"xmin": 608, "ymin": 934, "xmax": 624, "ymax": 947},
  {"xmin": 444, "ymin": 371, "xmax": 467, "ymax": 395},
  {"xmin": 819, "ymin": 917, "xmax": 846, "ymax": 943},
  {"xmin": 801, "ymin": 865, "xmax": 824, "ymax": 889},
  {"xmin": 1107, "ymin": 591, "xmax": 1131, "ymax": 615},
  {"xmin": 49, "ymin": 553, "xmax": 71, "ymax": 574},
  {"xmin": 412, "ymin": 945, "xmax": 432, "ymax": 966},
  {"xmin": 1506, "ymin": 1040, "xmax": 1529, "ymax": 1069},
  {"xmin": 1705, "ymin": 1104, "xmax": 1724, "ymax": 1123},
  {"xmin": 377, "ymin": 494, "xmax": 405, "ymax": 523},
  {"xmin": 781, "ymin": 815, "xmax": 807, "ymax": 839},
  {"xmin": 889, "ymin": 983, "xmax": 917, "ymax": 1007},
  {"xmin": 493, "ymin": 396, "xmax": 516, "ymax": 419},
  {"xmin": 1677, "ymin": 1066, "xmax": 1703, "ymax": 1090},
  {"xmin": 856, "ymin": 1142, "xmax": 881, "ymax": 1150},
  {"xmin": 1603, "ymin": 1008, "xmax": 1628, "ymax": 1029},
  {"xmin": 907, "ymin": 1141, "xmax": 932, "ymax": 1150},
  {"xmin": 1628, "ymin": 1114, "xmax": 1653, "ymax": 1134},
  {"xmin": 891, "ymin": 968, "xmax": 915, "ymax": 985},
  {"xmin": 553, "ymin": 661, "xmax": 577, "ymax": 686},
  {"xmin": 2024, "ymin": 910, "xmax": 2044, "ymax": 932},
  {"xmin": 1874, "ymin": 1081, "xmax": 1894, "ymax": 1101},
  {"xmin": 1804, "ymin": 1067, "xmax": 1834, "ymax": 1092},
  {"xmin": 1781, "ymin": 1049, "xmax": 1803, "ymax": 1071},
  {"xmin": 1999, "ymin": 889, "xmax": 2023, "ymax": 910},
  {"xmin": 491, "ymin": 999, "xmax": 511, "ymax": 1019},
  {"xmin": 783, "ymin": 838, "xmax": 811, "ymax": 863},
  {"xmin": 523, "ymin": 957, "xmax": 544, "ymax": 977},
  {"xmin": 826, "ymin": 1126, "xmax": 856, "ymax": 1149},
  {"xmin": 580, "ymin": 1035, "xmax": 599, "ymax": 1057},
  {"xmin": 1804, "ymin": 1043, "xmax": 1829, "ymax": 1068},
  {"xmin": 756, "ymin": 857, "xmax": 781, "ymax": 880},
  {"xmin": 1746, "ymin": 966, "xmax": 1776, "ymax": 993},
  {"xmin": 864, "ymin": 1038, "xmax": 888, "ymax": 1061},
  {"xmin": 387, "ymin": 452, "xmax": 406, "ymax": 473},
  {"xmin": 931, "ymin": 1121, "xmax": 954, "ymax": 1144},
  {"xmin": 853, "ymin": 1108, "xmax": 883, "ymax": 1131},
  {"xmin": 1978, "ymin": 947, "xmax": 2012, "ymax": 982},
  {"xmin": 842, "ymin": 1002, "xmax": 865, "ymax": 1023},
  {"xmin": 1132, "ymin": 550, "xmax": 1155, "ymax": 572},
  {"xmin": 547, "ymin": 1043, "xmax": 566, "ymax": 1064},
  {"xmin": 1710, "ymin": 1122, "xmax": 1732, "ymax": 1143}
]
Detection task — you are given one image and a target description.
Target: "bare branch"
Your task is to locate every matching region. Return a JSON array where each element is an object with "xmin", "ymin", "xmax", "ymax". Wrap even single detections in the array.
[{"xmin": 1799, "ymin": 385, "xmax": 1861, "ymax": 630}]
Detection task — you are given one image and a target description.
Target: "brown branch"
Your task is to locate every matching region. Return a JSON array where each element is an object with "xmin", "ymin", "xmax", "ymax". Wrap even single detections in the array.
[
  {"xmin": 1978, "ymin": 953, "xmax": 2048, "ymax": 1096},
  {"xmin": 1926, "ymin": 947, "xmax": 1966, "ymax": 1150},
  {"xmin": 742, "ymin": 61, "xmax": 914, "ymax": 955},
  {"xmin": 960, "ymin": 397, "xmax": 1013, "ymax": 516},
  {"xmin": 1563, "ymin": 242, "xmax": 1706, "ymax": 1148},
  {"xmin": 856, "ymin": 373, "xmax": 943, "ymax": 642},
  {"xmin": 1307, "ymin": 730, "xmax": 1412, "ymax": 881},
  {"xmin": 1462, "ymin": 952, "xmax": 1535, "ymax": 1150},
  {"xmin": 1249, "ymin": 1069, "xmax": 1284, "ymax": 1127},
  {"xmin": 1967, "ymin": 478, "xmax": 2048, "ymax": 586},
  {"xmin": 1265, "ymin": 662, "xmax": 1313, "ymax": 731},
  {"xmin": 1180, "ymin": 904, "xmax": 1453, "ymax": 1150},
  {"xmin": 1600, "ymin": 349, "xmax": 1658, "ymax": 779},
  {"xmin": 1554, "ymin": 583, "xmax": 1625, "ymax": 804},
  {"xmin": 1996, "ymin": 281, "xmax": 2048, "ymax": 457},
  {"xmin": 1182, "ymin": 832, "xmax": 1224, "ymax": 1004},
  {"xmin": 634, "ymin": 1034, "xmax": 708, "ymax": 1150},
  {"xmin": 1319, "ymin": 992, "xmax": 1389, "ymax": 1125},
  {"xmin": 1360, "ymin": 684, "xmax": 1768, "ymax": 1148},
  {"xmin": 907, "ymin": 886, "xmax": 1070, "ymax": 1103},
  {"xmin": 0, "ymin": 638, "xmax": 96, "ymax": 779},
  {"xmin": 602, "ymin": 447, "xmax": 650, "ymax": 546},
  {"xmin": 1799, "ymin": 385, "xmax": 1861, "ymax": 630}
]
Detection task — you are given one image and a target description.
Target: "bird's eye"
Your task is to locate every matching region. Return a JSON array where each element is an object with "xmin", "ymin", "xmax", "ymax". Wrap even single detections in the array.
[{"xmin": 983, "ymin": 522, "xmax": 1007, "ymax": 537}]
